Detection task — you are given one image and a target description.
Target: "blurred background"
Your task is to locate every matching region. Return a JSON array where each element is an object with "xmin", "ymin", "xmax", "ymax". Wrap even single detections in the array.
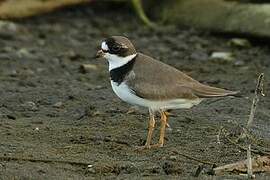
[{"xmin": 0, "ymin": 0, "xmax": 269, "ymax": 179}]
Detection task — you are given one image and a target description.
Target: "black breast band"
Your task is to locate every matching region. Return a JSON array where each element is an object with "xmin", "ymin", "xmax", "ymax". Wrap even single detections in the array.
[{"xmin": 109, "ymin": 55, "xmax": 137, "ymax": 85}]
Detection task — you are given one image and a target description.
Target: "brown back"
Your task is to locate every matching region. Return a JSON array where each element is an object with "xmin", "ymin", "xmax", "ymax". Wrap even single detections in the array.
[{"xmin": 126, "ymin": 53, "xmax": 237, "ymax": 100}]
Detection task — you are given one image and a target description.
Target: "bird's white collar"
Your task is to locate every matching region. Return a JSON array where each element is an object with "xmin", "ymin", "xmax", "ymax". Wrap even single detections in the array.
[{"xmin": 106, "ymin": 53, "xmax": 137, "ymax": 71}]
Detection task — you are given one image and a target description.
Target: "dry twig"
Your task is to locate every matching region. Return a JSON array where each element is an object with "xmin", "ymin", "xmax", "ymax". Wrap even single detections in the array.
[
  {"xmin": 247, "ymin": 144, "xmax": 253, "ymax": 178},
  {"xmin": 246, "ymin": 73, "xmax": 265, "ymax": 178},
  {"xmin": 247, "ymin": 73, "xmax": 265, "ymax": 128},
  {"xmin": 172, "ymin": 149, "xmax": 215, "ymax": 165},
  {"xmin": 214, "ymin": 156, "xmax": 270, "ymax": 175}
]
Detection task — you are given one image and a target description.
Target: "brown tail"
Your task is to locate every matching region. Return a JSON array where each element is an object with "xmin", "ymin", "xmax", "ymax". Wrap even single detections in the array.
[{"xmin": 192, "ymin": 84, "xmax": 239, "ymax": 98}]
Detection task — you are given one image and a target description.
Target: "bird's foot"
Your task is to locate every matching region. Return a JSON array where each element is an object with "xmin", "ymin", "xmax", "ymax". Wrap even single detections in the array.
[
  {"xmin": 135, "ymin": 145, "xmax": 151, "ymax": 151},
  {"xmin": 151, "ymin": 143, "xmax": 164, "ymax": 148}
]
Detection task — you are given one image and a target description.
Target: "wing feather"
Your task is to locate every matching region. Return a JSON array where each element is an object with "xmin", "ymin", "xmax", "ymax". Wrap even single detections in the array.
[{"xmin": 126, "ymin": 53, "xmax": 237, "ymax": 100}]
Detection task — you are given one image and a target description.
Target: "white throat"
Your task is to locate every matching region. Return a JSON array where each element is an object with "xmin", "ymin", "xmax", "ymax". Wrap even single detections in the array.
[{"xmin": 106, "ymin": 53, "xmax": 137, "ymax": 71}]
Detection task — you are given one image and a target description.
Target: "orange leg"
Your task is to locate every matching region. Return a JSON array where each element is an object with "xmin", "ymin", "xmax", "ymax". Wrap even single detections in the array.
[
  {"xmin": 152, "ymin": 111, "xmax": 168, "ymax": 148},
  {"xmin": 136, "ymin": 110, "xmax": 168, "ymax": 150},
  {"xmin": 136, "ymin": 109, "xmax": 155, "ymax": 150},
  {"xmin": 144, "ymin": 109, "xmax": 155, "ymax": 148},
  {"xmin": 159, "ymin": 111, "xmax": 167, "ymax": 147}
]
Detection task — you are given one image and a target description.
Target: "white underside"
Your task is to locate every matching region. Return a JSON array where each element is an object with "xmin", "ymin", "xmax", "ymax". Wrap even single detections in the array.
[{"xmin": 111, "ymin": 81, "xmax": 202, "ymax": 111}]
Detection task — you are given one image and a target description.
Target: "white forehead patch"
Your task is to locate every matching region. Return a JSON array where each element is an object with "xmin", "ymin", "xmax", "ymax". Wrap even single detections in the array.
[{"xmin": 101, "ymin": 42, "xmax": 109, "ymax": 51}]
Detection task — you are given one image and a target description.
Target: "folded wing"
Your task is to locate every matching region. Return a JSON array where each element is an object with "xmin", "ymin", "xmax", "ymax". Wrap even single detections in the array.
[{"xmin": 127, "ymin": 53, "xmax": 238, "ymax": 101}]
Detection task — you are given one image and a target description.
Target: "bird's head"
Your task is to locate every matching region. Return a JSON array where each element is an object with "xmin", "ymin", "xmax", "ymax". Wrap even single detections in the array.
[{"xmin": 96, "ymin": 36, "xmax": 137, "ymax": 70}]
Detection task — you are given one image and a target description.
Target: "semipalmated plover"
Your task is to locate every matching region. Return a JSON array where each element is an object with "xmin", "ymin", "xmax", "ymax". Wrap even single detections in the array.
[{"xmin": 96, "ymin": 36, "xmax": 237, "ymax": 149}]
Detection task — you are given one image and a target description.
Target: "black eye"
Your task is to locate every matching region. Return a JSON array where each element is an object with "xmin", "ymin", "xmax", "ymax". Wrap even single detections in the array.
[{"xmin": 112, "ymin": 45, "xmax": 121, "ymax": 52}]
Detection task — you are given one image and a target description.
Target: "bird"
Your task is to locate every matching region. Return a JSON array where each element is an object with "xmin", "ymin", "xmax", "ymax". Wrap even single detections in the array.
[{"xmin": 96, "ymin": 36, "xmax": 238, "ymax": 149}]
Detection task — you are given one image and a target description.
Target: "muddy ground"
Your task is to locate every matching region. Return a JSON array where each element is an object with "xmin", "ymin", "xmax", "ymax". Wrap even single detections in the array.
[{"xmin": 0, "ymin": 3, "xmax": 269, "ymax": 179}]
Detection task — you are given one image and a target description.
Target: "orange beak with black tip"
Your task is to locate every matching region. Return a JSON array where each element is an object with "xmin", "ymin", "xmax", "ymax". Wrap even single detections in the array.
[{"xmin": 95, "ymin": 49, "xmax": 105, "ymax": 58}]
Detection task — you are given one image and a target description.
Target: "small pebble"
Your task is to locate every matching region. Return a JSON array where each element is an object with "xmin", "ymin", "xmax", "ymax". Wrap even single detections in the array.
[
  {"xmin": 234, "ymin": 60, "xmax": 245, "ymax": 66},
  {"xmin": 17, "ymin": 48, "xmax": 33, "ymax": 58},
  {"xmin": 79, "ymin": 64, "xmax": 98, "ymax": 73},
  {"xmin": 53, "ymin": 102, "xmax": 63, "ymax": 108},
  {"xmin": 126, "ymin": 106, "xmax": 139, "ymax": 114},
  {"xmin": 0, "ymin": 20, "xmax": 18, "ymax": 32},
  {"xmin": 22, "ymin": 101, "xmax": 38, "ymax": 111},
  {"xmin": 228, "ymin": 38, "xmax": 251, "ymax": 48},
  {"xmin": 87, "ymin": 165, "xmax": 95, "ymax": 173},
  {"xmin": 169, "ymin": 155, "xmax": 177, "ymax": 161},
  {"xmin": 210, "ymin": 52, "xmax": 234, "ymax": 62},
  {"xmin": 22, "ymin": 69, "xmax": 35, "ymax": 76}
]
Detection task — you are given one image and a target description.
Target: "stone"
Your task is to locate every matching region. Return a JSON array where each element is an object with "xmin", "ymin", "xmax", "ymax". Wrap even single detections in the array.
[{"xmin": 79, "ymin": 64, "xmax": 98, "ymax": 73}]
